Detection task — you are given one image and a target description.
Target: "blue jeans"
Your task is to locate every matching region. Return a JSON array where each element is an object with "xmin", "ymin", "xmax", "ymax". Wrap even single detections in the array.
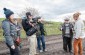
[{"xmin": 37, "ymin": 35, "xmax": 46, "ymax": 51}]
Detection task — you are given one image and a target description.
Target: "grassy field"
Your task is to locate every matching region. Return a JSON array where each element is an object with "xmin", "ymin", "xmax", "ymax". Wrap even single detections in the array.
[
  {"xmin": 0, "ymin": 18, "xmax": 62, "ymax": 41},
  {"xmin": 44, "ymin": 22, "xmax": 62, "ymax": 35}
]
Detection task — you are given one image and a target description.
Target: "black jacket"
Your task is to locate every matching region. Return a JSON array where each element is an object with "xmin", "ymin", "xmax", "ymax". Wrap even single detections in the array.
[
  {"xmin": 61, "ymin": 23, "xmax": 73, "ymax": 38},
  {"xmin": 38, "ymin": 22, "xmax": 45, "ymax": 35},
  {"xmin": 22, "ymin": 19, "xmax": 32, "ymax": 34}
]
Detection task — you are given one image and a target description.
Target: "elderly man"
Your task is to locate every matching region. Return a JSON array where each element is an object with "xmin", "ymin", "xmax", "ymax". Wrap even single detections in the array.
[{"xmin": 60, "ymin": 17, "xmax": 73, "ymax": 53}]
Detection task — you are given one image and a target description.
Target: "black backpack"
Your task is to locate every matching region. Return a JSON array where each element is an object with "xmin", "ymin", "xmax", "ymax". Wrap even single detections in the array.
[{"xmin": 26, "ymin": 24, "xmax": 40, "ymax": 36}]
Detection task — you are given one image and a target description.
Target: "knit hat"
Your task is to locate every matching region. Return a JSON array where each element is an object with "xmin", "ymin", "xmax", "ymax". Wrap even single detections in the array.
[{"xmin": 3, "ymin": 8, "xmax": 14, "ymax": 18}]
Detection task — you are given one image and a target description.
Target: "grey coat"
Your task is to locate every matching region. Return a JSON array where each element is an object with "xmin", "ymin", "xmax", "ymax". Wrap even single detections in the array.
[{"xmin": 2, "ymin": 19, "xmax": 18, "ymax": 46}]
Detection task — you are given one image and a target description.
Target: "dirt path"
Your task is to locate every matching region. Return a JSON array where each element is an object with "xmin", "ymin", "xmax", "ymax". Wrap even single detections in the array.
[{"xmin": 0, "ymin": 35, "xmax": 85, "ymax": 55}]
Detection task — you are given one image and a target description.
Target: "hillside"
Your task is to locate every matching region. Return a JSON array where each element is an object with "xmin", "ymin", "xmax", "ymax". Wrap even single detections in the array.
[{"xmin": 0, "ymin": 18, "xmax": 62, "ymax": 41}]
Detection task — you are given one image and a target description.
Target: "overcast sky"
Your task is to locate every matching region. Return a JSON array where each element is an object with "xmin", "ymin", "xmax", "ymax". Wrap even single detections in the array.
[{"xmin": 0, "ymin": 0, "xmax": 85, "ymax": 21}]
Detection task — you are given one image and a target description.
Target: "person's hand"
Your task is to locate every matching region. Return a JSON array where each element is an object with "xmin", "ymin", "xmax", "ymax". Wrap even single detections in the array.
[
  {"xmin": 11, "ymin": 45, "xmax": 15, "ymax": 49},
  {"xmin": 29, "ymin": 22, "xmax": 34, "ymax": 27},
  {"xmin": 60, "ymin": 28, "xmax": 62, "ymax": 31},
  {"xmin": 31, "ymin": 24, "xmax": 34, "ymax": 27},
  {"xmin": 16, "ymin": 28, "xmax": 20, "ymax": 31}
]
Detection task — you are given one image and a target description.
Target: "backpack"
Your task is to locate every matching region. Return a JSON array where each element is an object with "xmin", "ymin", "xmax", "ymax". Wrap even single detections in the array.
[
  {"xmin": 26, "ymin": 24, "xmax": 40, "ymax": 36},
  {"xmin": 22, "ymin": 19, "xmax": 40, "ymax": 36}
]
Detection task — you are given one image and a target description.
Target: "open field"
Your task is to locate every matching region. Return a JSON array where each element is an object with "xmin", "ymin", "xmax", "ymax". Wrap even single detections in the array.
[{"xmin": 0, "ymin": 18, "xmax": 62, "ymax": 41}]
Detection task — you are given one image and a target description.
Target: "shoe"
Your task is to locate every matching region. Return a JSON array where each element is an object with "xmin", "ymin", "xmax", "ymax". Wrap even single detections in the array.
[
  {"xmin": 39, "ymin": 50, "xmax": 43, "ymax": 53},
  {"xmin": 69, "ymin": 50, "xmax": 73, "ymax": 53},
  {"xmin": 63, "ymin": 50, "xmax": 68, "ymax": 53},
  {"xmin": 35, "ymin": 53, "xmax": 39, "ymax": 55},
  {"xmin": 43, "ymin": 49, "xmax": 47, "ymax": 52}
]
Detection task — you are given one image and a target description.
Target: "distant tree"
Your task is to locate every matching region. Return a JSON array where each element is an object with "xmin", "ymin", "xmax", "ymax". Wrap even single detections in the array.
[{"xmin": 17, "ymin": 7, "xmax": 39, "ymax": 18}]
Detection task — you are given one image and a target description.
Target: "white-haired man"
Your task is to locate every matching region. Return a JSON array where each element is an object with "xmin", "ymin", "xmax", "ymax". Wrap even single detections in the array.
[{"xmin": 60, "ymin": 18, "xmax": 73, "ymax": 53}]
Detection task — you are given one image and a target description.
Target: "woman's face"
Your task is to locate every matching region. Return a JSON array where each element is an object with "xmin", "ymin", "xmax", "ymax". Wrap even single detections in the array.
[{"xmin": 9, "ymin": 14, "xmax": 15, "ymax": 23}]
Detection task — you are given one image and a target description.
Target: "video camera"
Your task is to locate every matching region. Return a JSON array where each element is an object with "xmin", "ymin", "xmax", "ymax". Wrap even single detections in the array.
[
  {"xmin": 30, "ymin": 17, "xmax": 41, "ymax": 24},
  {"xmin": 27, "ymin": 17, "xmax": 41, "ymax": 36}
]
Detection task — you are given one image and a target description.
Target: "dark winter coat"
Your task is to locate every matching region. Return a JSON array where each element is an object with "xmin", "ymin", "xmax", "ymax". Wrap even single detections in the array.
[{"xmin": 61, "ymin": 23, "xmax": 73, "ymax": 38}]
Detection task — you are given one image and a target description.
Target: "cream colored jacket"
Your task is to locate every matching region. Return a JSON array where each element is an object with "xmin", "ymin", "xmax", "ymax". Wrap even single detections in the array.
[{"xmin": 74, "ymin": 19, "xmax": 85, "ymax": 39}]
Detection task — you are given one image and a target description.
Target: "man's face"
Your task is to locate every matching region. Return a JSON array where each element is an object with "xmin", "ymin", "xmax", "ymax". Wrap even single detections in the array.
[
  {"xmin": 65, "ymin": 20, "xmax": 69, "ymax": 23},
  {"xmin": 28, "ymin": 15, "xmax": 33, "ymax": 19},
  {"xmin": 73, "ymin": 15, "xmax": 79, "ymax": 21},
  {"xmin": 38, "ymin": 18, "xmax": 43, "ymax": 23}
]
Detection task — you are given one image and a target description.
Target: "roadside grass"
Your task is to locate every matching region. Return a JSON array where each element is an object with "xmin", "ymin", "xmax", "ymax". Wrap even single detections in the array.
[
  {"xmin": 44, "ymin": 22, "xmax": 62, "ymax": 35},
  {"xmin": 0, "ymin": 18, "xmax": 62, "ymax": 41}
]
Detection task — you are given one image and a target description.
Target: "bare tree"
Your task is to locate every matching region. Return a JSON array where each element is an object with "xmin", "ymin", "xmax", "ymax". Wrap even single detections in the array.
[{"xmin": 17, "ymin": 7, "xmax": 39, "ymax": 18}]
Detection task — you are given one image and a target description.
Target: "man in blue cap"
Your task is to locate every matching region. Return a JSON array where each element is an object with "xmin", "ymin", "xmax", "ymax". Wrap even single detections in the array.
[{"xmin": 2, "ymin": 8, "xmax": 20, "ymax": 55}]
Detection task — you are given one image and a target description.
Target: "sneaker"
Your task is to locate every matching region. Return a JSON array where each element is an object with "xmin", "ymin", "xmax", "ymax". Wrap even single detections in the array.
[
  {"xmin": 69, "ymin": 50, "xmax": 73, "ymax": 53},
  {"xmin": 43, "ymin": 49, "xmax": 47, "ymax": 52},
  {"xmin": 35, "ymin": 53, "xmax": 39, "ymax": 55},
  {"xmin": 39, "ymin": 50, "xmax": 43, "ymax": 53},
  {"xmin": 63, "ymin": 50, "xmax": 68, "ymax": 53}
]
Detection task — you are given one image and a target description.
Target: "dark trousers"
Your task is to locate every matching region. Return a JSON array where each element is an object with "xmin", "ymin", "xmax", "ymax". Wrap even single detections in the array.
[
  {"xmin": 6, "ymin": 43, "xmax": 20, "ymax": 55},
  {"xmin": 37, "ymin": 35, "xmax": 46, "ymax": 51},
  {"xmin": 63, "ymin": 37, "xmax": 72, "ymax": 52}
]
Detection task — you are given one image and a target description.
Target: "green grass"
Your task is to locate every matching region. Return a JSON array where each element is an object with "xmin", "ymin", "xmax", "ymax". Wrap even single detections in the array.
[
  {"xmin": 0, "ymin": 18, "xmax": 4, "ymax": 41},
  {"xmin": 44, "ymin": 22, "xmax": 62, "ymax": 35},
  {"xmin": 0, "ymin": 18, "xmax": 62, "ymax": 41},
  {"xmin": 0, "ymin": 18, "xmax": 5, "ymax": 21}
]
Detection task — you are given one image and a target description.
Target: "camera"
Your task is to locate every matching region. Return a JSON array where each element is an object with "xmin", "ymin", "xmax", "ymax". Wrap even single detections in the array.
[
  {"xmin": 27, "ymin": 17, "xmax": 41, "ymax": 36},
  {"xmin": 30, "ymin": 17, "xmax": 41, "ymax": 23}
]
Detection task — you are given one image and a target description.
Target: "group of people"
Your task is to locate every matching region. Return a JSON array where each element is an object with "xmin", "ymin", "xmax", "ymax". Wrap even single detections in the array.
[
  {"xmin": 1, "ymin": 8, "xmax": 85, "ymax": 55},
  {"xmin": 61, "ymin": 12, "xmax": 85, "ymax": 55},
  {"xmin": 2, "ymin": 8, "xmax": 46, "ymax": 55}
]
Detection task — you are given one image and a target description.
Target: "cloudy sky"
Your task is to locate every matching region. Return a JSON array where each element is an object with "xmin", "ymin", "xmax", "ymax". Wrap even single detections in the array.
[{"xmin": 0, "ymin": 0, "xmax": 85, "ymax": 21}]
